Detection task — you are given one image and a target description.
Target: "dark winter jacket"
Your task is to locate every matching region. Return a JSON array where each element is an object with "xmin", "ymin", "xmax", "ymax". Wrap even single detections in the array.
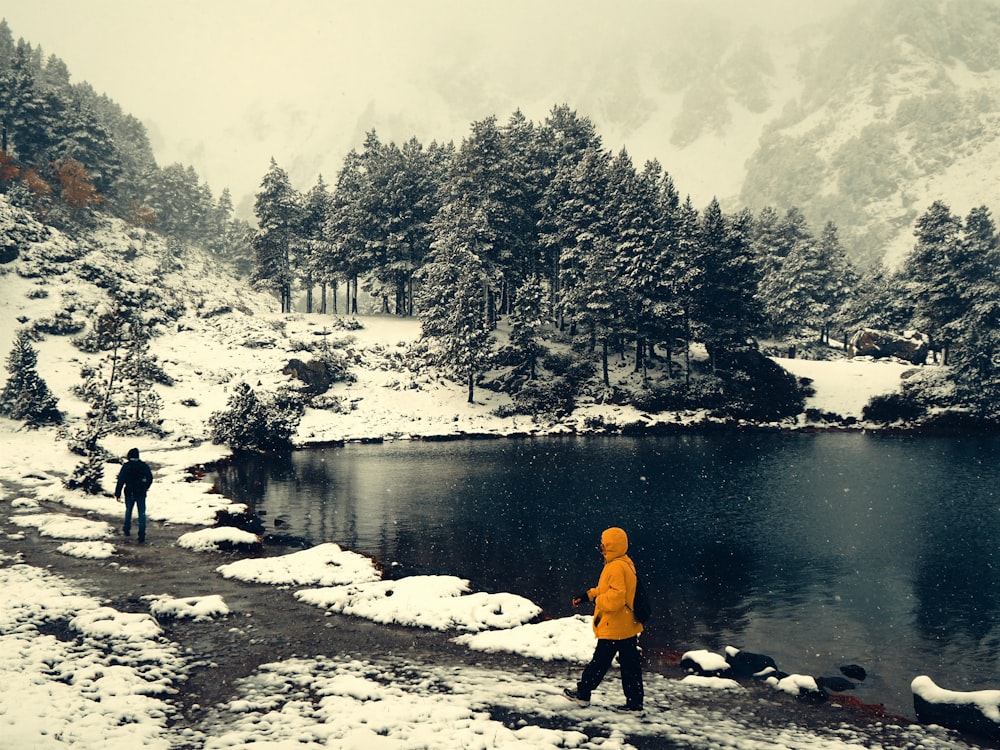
[
  {"xmin": 115, "ymin": 458, "xmax": 154, "ymax": 499},
  {"xmin": 585, "ymin": 527, "xmax": 643, "ymax": 640}
]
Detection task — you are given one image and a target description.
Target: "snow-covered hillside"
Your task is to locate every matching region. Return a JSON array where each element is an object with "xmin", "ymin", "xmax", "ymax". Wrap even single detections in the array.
[{"xmin": 0, "ymin": 194, "xmax": 917, "ymax": 491}]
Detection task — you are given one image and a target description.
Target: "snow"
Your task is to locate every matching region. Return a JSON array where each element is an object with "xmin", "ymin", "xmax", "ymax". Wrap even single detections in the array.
[
  {"xmin": 0, "ymin": 208, "xmax": 980, "ymax": 747},
  {"xmin": 176, "ymin": 526, "xmax": 262, "ymax": 552},
  {"xmin": 682, "ymin": 648, "xmax": 731, "ymax": 674},
  {"xmin": 216, "ymin": 541, "xmax": 381, "ymax": 587},
  {"xmin": 147, "ymin": 594, "xmax": 231, "ymax": 621},
  {"xmin": 774, "ymin": 356, "xmax": 914, "ymax": 420},
  {"xmin": 913, "ymin": 675, "xmax": 1000, "ymax": 723},
  {"xmin": 296, "ymin": 575, "xmax": 542, "ymax": 632}
]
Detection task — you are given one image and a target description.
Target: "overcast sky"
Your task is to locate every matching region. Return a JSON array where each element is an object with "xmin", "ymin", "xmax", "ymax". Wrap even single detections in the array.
[{"xmin": 3, "ymin": 1, "xmax": 852, "ymax": 206}]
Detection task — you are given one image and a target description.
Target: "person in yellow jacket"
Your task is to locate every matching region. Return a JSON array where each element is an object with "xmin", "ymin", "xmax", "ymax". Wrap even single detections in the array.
[{"xmin": 563, "ymin": 526, "xmax": 644, "ymax": 713}]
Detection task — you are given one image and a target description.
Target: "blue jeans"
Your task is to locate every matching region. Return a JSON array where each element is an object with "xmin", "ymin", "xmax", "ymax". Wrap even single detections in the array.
[
  {"xmin": 576, "ymin": 636, "xmax": 644, "ymax": 708},
  {"xmin": 123, "ymin": 493, "xmax": 147, "ymax": 540}
]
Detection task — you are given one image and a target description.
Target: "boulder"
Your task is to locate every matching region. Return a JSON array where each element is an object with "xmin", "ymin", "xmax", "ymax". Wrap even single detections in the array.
[
  {"xmin": 848, "ymin": 328, "xmax": 929, "ymax": 364},
  {"xmin": 725, "ymin": 646, "xmax": 778, "ymax": 679},
  {"xmin": 840, "ymin": 664, "xmax": 867, "ymax": 681},
  {"xmin": 283, "ymin": 358, "xmax": 334, "ymax": 394},
  {"xmin": 680, "ymin": 649, "xmax": 731, "ymax": 677},
  {"xmin": 912, "ymin": 675, "xmax": 1000, "ymax": 741}
]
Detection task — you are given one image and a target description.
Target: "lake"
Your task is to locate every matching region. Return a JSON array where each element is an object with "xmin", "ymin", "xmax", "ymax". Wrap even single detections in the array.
[{"xmin": 210, "ymin": 432, "xmax": 1000, "ymax": 719}]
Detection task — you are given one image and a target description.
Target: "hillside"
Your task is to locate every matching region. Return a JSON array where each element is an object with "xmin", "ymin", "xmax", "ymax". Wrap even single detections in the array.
[
  {"xmin": 0, "ymin": 195, "xmax": 918, "ymax": 465},
  {"xmin": 740, "ymin": 0, "xmax": 1000, "ymax": 267}
]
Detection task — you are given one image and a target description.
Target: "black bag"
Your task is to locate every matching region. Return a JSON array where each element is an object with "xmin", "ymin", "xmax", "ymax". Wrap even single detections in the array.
[{"xmin": 632, "ymin": 573, "xmax": 652, "ymax": 624}]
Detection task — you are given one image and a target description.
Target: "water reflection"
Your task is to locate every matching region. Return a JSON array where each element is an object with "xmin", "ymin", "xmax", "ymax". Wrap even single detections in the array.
[{"xmin": 211, "ymin": 433, "xmax": 1000, "ymax": 718}]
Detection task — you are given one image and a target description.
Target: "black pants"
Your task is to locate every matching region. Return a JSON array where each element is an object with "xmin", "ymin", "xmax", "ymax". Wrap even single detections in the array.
[{"xmin": 576, "ymin": 636, "xmax": 643, "ymax": 707}]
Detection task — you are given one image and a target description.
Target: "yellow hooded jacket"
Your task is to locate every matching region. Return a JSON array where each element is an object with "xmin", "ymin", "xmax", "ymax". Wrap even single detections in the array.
[{"xmin": 585, "ymin": 527, "xmax": 643, "ymax": 640}]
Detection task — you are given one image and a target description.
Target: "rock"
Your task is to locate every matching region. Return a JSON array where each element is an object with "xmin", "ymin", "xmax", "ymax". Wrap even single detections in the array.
[
  {"xmin": 817, "ymin": 676, "xmax": 856, "ymax": 692},
  {"xmin": 848, "ymin": 328, "xmax": 929, "ymax": 364},
  {"xmin": 283, "ymin": 358, "xmax": 334, "ymax": 394},
  {"xmin": 680, "ymin": 649, "xmax": 731, "ymax": 677},
  {"xmin": 840, "ymin": 664, "xmax": 867, "ymax": 681},
  {"xmin": 912, "ymin": 675, "xmax": 1000, "ymax": 741},
  {"xmin": 214, "ymin": 506, "xmax": 265, "ymax": 535},
  {"xmin": 725, "ymin": 646, "xmax": 778, "ymax": 679},
  {"xmin": 769, "ymin": 673, "xmax": 828, "ymax": 703}
]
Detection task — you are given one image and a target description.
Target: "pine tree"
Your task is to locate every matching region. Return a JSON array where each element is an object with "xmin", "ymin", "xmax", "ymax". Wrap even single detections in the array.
[
  {"xmin": 299, "ymin": 175, "xmax": 331, "ymax": 313},
  {"xmin": 326, "ymin": 149, "xmax": 368, "ymax": 315},
  {"xmin": 691, "ymin": 200, "xmax": 762, "ymax": 369},
  {"xmin": 544, "ymin": 145, "xmax": 611, "ymax": 335},
  {"xmin": 536, "ymin": 105, "xmax": 603, "ymax": 324},
  {"xmin": 670, "ymin": 196, "xmax": 705, "ymax": 383},
  {"xmin": 417, "ymin": 199, "xmax": 495, "ymax": 402},
  {"xmin": 945, "ymin": 206, "xmax": 1000, "ymax": 411},
  {"xmin": 902, "ymin": 200, "xmax": 964, "ymax": 358},
  {"xmin": 116, "ymin": 318, "xmax": 163, "ymax": 434},
  {"xmin": 251, "ymin": 158, "xmax": 301, "ymax": 312},
  {"xmin": 507, "ymin": 273, "xmax": 546, "ymax": 379},
  {"xmin": 499, "ymin": 110, "xmax": 546, "ymax": 307},
  {"xmin": 209, "ymin": 382, "xmax": 302, "ymax": 451},
  {"xmin": 71, "ymin": 304, "xmax": 164, "ymax": 442},
  {"xmin": 0, "ymin": 330, "xmax": 61, "ymax": 426},
  {"xmin": 611, "ymin": 157, "xmax": 664, "ymax": 377},
  {"xmin": 815, "ymin": 221, "xmax": 858, "ymax": 344}
]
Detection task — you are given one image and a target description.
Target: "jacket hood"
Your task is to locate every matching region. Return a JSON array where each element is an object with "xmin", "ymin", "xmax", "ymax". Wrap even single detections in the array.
[{"xmin": 601, "ymin": 527, "xmax": 629, "ymax": 562}]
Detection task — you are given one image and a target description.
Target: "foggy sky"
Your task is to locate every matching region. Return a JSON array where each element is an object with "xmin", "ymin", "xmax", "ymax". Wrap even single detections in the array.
[{"xmin": 3, "ymin": 0, "xmax": 853, "ymax": 204}]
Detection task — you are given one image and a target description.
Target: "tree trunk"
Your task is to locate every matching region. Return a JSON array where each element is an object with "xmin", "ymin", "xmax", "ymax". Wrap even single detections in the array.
[
  {"xmin": 684, "ymin": 312, "xmax": 691, "ymax": 386},
  {"xmin": 602, "ymin": 339, "xmax": 610, "ymax": 387},
  {"xmin": 467, "ymin": 372, "xmax": 475, "ymax": 403},
  {"xmin": 319, "ymin": 283, "xmax": 327, "ymax": 314}
]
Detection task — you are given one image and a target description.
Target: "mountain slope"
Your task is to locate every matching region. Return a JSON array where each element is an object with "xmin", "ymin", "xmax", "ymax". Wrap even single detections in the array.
[{"xmin": 741, "ymin": 0, "xmax": 1000, "ymax": 267}]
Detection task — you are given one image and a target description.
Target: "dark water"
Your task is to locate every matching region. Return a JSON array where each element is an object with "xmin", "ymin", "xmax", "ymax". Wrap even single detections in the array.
[{"xmin": 211, "ymin": 432, "xmax": 1000, "ymax": 719}]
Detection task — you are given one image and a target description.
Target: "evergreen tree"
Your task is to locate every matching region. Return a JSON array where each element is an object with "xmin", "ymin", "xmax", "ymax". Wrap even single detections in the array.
[
  {"xmin": 669, "ymin": 196, "xmax": 704, "ymax": 383},
  {"xmin": 326, "ymin": 149, "xmax": 368, "ymax": 315},
  {"xmin": 691, "ymin": 200, "xmax": 762, "ymax": 369},
  {"xmin": 544, "ymin": 145, "xmax": 612, "ymax": 333},
  {"xmin": 901, "ymin": 200, "xmax": 964, "ymax": 358},
  {"xmin": 209, "ymin": 382, "xmax": 302, "ymax": 452},
  {"xmin": 645, "ymin": 168, "xmax": 684, "ymax": 374},
  {"xmin": 417, "ymin": 199, "xmax": 495, "ymax": 402},
  {"xmin": 116, "ymin": 317, "xmax": 164, "ymax": 434},
  {"xmin": 612, "ymin": 157, "xmax": 667, "ymax": 376},
  {"xmin": 815, "ymin": 221, "xmax": 858, "ymax": 344},
  {"xmin": 71, "ymin": 306, "xmax": 128, "ymax": 453},
  {"xmin": 946, "ymin": 206, "xmax": 1000, "ymax": 410},
  {"xmin": 536, "ymin": 105, "xmax": 603, "ymax": 323},
  {"xmin": 499, "ymin": 110, "xmax": 546, "ymax": 305},
  {"xmin": 839, "ymin": 262, "xmax": 893, "ymax": 335},
  {"xmin": 251, "ymin": 158, "xmax": 301, "ymax": 312},
  {"xmin": 299, "ymin": 175, "xmax": 332, "ymax": 313},
  {"xmin": 507, "ymin": 273, "xmax": 547, "ymax": 379},
  {"xmin": 0, "ymin": 330, "xmax": 61, "ymax": 426}
]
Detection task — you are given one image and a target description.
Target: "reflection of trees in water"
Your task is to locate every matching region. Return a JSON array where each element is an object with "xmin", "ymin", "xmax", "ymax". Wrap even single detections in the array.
[
  {"xmin": 913, "ymin": 491, "xmax": 1000, "ymax": 643},
  {"xmin": 214, "ymin": 451, "xmax": 296, "ymax": 508}
]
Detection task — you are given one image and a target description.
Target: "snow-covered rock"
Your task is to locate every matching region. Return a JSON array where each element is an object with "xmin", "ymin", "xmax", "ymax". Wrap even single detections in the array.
[{"xmin": 912, "ymin": 675, "xmax": 1000, "ymax": 741}]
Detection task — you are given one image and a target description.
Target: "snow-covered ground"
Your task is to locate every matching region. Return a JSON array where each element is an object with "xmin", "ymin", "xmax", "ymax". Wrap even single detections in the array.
[{"xmin": 0, "ymin": 210, "xmax": 979, "ymax": 747}]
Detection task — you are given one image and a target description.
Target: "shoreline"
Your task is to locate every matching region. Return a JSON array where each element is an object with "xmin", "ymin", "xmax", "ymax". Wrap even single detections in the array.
[{"xmin": 1, "ymin": 503, "xmax": 961, "ymax": 747}]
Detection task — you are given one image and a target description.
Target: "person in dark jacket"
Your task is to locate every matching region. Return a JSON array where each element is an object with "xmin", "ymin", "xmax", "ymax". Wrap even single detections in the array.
[
  {"xmin": 115, "ymin": 447, "xmax": 154, "ymax": 542},
  {"xmin": 564, "ymin": 526, "xmax": 644, "ymax": 713}
]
